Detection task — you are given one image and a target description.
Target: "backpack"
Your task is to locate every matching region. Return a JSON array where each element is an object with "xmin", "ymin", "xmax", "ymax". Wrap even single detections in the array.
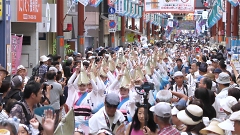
[
  {"xmin": 3, "ymin": 90, "xmax": 22, "ymax": 109},
  {"xmin": 13, "ymin": 102, "xmax": 32, "ymax": 125},
  {"xmin": 29, "ymin": 65, "xmax": 40, "ymax": 82},
  {"xmin": 168, "ymin": 83, "xmax": 189, "ymax": 96}
]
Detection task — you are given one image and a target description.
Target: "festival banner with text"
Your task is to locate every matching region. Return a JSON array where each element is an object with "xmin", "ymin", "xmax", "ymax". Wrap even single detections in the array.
[{"xmin": 11, "ymin": 35, "xmax": 23, "ymax": 74}]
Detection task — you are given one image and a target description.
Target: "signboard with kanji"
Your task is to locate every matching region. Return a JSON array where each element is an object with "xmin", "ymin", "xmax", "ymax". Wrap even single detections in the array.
[{"xmin": 17, "ymin": 0, "xmax": 42, "ymax": 22}]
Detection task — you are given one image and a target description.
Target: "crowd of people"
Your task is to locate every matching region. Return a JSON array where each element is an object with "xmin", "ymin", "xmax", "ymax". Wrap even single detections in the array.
[{"xmin": 0, "ymin": 41, "xmax": 240, "ymax": 135}]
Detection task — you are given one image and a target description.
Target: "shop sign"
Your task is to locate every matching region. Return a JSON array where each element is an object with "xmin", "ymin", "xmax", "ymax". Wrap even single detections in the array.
[
  {"xmin": 144, "ymin": 0, "xmax": 195, "ymax": 13},
  {"xmin": 17, "ymin": 0, "xmax": 42, "ymax": 22}
]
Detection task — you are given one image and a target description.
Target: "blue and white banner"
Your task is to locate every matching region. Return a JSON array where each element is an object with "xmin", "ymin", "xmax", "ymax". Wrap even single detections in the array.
[{"xmin": 227, "ymin": 0, "xmax": 239, "ymax": 7}]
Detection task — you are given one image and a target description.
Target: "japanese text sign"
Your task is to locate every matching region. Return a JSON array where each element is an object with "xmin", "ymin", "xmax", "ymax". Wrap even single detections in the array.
[
  {"xmin": 17, "ymin": 0, "xmax": 42, "ymax": 22},
  {"xmin": 144, "ymin": 0, "xmax": 195, "ymax": 13}
]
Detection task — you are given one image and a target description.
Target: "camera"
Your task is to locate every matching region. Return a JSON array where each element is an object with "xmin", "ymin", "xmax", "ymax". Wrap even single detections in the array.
[
  {"xmin": 135, "ymin": 82, "xmax": 154, "ymax": 93},
  {"xmin": 43, "ymin": 83, "xmax": 53, "ymax": 90}
]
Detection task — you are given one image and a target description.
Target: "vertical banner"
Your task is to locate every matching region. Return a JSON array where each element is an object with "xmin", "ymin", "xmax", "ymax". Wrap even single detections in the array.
[
  {"xmin": 115, "ymin": 0, "xmax": 124, "ymax": 15},
  {"xmin": 11, "ymin": 35, "xmax": 23, "ymax": 74}
]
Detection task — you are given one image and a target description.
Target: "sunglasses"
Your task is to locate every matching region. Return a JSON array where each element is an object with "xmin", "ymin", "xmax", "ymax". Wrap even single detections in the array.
[{"xmin": 106, "ymin": 103, "xmax": 118, "ymax": 108}]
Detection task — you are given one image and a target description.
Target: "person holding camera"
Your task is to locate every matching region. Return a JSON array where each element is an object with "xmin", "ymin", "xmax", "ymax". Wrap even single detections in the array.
[{"xmin": 45, "ymin": 67, "xmax": 63, "ymax": 128}]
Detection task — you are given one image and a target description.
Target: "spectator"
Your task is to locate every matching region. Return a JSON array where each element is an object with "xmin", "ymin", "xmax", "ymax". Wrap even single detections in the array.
[{"xmin": 148, "ymin": 102, "xmax": 180, "ymax": 135}]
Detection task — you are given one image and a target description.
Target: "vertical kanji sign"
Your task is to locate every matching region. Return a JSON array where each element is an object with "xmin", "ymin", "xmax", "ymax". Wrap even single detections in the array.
[{"xmin": 17, "ymin": 0, "xmax": 42, "ymax": 22}]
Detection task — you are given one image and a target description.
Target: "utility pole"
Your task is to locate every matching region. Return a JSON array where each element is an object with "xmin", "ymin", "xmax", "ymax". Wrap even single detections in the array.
[
  {"xmin": 99, "ymin": 1, "xmax": 104, "ymax": 48},
  {"xmin": 78, "ymin": 3, "xmax": 85, "ymax": 56},
  {"xmin": 226, "ymin": 1, "xmax": 231, "ymax": 46},
  {"xmin": 56, "ymin": 0, "xmax": 64, "ymax": 58},
  {"xmin": 232, "ymin": 5, "xmax": 239, "ymax": 38},
  {"xmin": 121, "ymin": 16, "xmax": 125, "ymax": 46},
  {"xmin": 147, "ymin": 22, "xmax": 150, "ymax": 41}
]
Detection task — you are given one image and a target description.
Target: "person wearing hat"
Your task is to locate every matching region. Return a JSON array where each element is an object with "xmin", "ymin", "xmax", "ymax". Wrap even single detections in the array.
[
  {"xmin": 89, "ymin": 93, "xmax": 125, "ymax": 135},
  {"xmin": 214, "ymin": 72, "xmax": 231, "ymax": 119},
  {"xmin": 145, "ymin": 102, "xmax": 180, "ymax": 135},
  {"xmin": 177, "ymin": 104, "xmax": 205, "ymax": 135},
  {"xmin": 38, "ymin": 55, "xmax": 50, "ymax": 79},
  {"xmin": 213, "ymin": 68, "xmax": 222, "ymax": 80},
  {"xmin": 211, "ymin": 58, "xmax": 219, "ymax": 69},
  {"xmin": 218, "ymin": 110, "xmax": 240, "ymax": 135},
  {"xmin": 200, "ymin": 119, "xmax": 224, "ymax": 135},
  {"xmin": 5, "ymin": 75, "xmax": 24, "ymax": 101},
  {"xmin": 169, "ymin": 71, "xmax": 193, "ymax": 103},
  {"xmin": 171, "ymin": 105, "xmax": 187, "ymax": 132},
  {"xmin": 66, "ymin": 63, "xmax": 94, "ymax": 125},
  {"xmin": 220, "ymin": 96, "xmax": 237, "ymax": 119}
]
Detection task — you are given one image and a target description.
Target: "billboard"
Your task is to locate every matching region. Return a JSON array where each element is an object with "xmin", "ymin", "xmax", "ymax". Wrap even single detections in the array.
[{"xmin": 144, "ymin": 0, "xmax": 195, "ymax": 13}]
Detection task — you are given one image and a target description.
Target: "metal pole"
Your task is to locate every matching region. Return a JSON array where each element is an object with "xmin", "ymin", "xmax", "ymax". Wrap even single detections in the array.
[
  {"xmin": 139, "ymin": 16, "xmax": 143, "ymax": 33},
  {"xmin": 132, "ymin": 18, "xmax": 135, "ymax": 30},
  {"xmin": 226, "ymin": 1, "xmax": 231, "ymax": 46},
  {"xmin": 78, "ymin": 3, "xmax": 85, "ymax": 56},
  {"xmin": 121, "ymin": 16, "xmax": 125, "ymax": 46},
  {"xmin": 56, "ymin": 0, "xmax": 64, "ymax": 58},
  {"xmin": 147, "ymin": 22, "xmax": 150, "ymax": 41},
  {"xmin": 232, "ymin": 5, "xmax": 239, "ymax": 37}
]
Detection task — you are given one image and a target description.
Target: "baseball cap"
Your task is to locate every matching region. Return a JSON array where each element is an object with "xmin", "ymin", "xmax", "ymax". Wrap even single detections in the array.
[
  {"xmin": 173, "ymin": 71, "xmax": 184, "ymax": 78},
  {"xmin": 105, "ymin": 93, "xmax": 120, "ymax": 106},
  {"xmin": 213, "ymin": 68, "xmax": 222, "ymax": 73},
  {"xmin": 212, "ymin": 58, "xmax": 219, "ymax": 63},
  {"xmin": 206, "ymin": 60, "xmax": 212, "ymax": 65},
  {"xmin": 48, "ymin": 67, "xmax": 58, "ymax": 73},
  {"xmin": 216, "ymin": 72, "xmax": 231, "ymax": 84},
  {"xmin": 150, "ymin": 102, "xmax": 171, "ymax": 118},
  {"xmin": 11, "ymin": 75, "xmax": 23, "ymax": 88},
  {"xmin": 40, "ymin": 55, "xmax": 50, "ymax": 62}
]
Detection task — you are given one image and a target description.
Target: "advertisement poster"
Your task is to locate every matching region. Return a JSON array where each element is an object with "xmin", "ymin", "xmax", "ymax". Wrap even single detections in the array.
[
  {"xmin": 11, "ymin": 35, "xmax": 23, "ymax": 74},
  {"xmin": 144, "ymin": 0, "xmax": 195, "ymax": 13}
]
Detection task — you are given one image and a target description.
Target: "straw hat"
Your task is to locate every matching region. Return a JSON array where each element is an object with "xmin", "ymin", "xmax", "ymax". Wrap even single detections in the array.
[
  {"xmin": 108, "ymin": 55, "xmax": 116, "ymax": 72},
  {"xmin": 177, "ymin": 104, "xmax": 203, "ymax": 125},
  {"xmin": 77, "ymin": 62, "xmax": 90, "ymax": 85},
  {"xmin": 200, "ymin": 119, "xmax": 224, "ymax": 135},
  {"xmin": 132, "ymin": 67, "xmax": 144, "ymax": 81},
  {"xmin": 145, "ymin": 59, "xmax": 152, "ymax": 75},
  {"xmin": 120, "ymin": 68, "xmax": 131, "ymax": 89},
  {"xmin": 89, "ymin": 62, "xmax": 97, "ymax": 82}
]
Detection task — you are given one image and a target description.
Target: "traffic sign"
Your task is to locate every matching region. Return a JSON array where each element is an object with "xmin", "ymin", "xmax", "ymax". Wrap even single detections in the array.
[
  {"xmin": 109, "ymin": 20, "xmax": 116, "ymax": 28},
  {"xmin": 109, "ymin": 27, "xmax": 116, "ymax": 33},
  {"xmin": 108, "ymin": 7, "xmax": 116, "ymax": 14},
  {"xmin": 108, "ymin": 14, "xmax": 116, "ymax": 20}
]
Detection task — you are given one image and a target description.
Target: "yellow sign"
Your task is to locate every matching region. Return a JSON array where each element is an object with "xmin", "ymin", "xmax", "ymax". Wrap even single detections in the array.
[{"xmin": 0, "ymin": 0, "xmax": 2, "ymax": 20}]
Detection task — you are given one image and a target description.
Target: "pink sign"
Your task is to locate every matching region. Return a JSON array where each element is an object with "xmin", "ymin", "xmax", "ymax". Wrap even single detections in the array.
[{"xmin": 11, "ymin": 35, "xmax": 23, "ymax": 74}]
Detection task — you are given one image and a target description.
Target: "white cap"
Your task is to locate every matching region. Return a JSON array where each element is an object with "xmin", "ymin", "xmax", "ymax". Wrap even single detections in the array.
[
  {"xmin": 17, "ymin": 65, "xmax": 26, "ymax": 72},
  {"xmin": 40, "ymin": 55, "xmax": 50, "ymax": 62},
  {"xmin": 150, "ymin": 102, "xmax": 171, "ymax": 118},
  {"xmin": 230, "ymin": 110, "xmax": 240, "ymax": 121},
  {"xmin": 206, "ymin": 60, "xmax": 212, "ymax": 65},
  {"xmin": 173, "ymin": 71, "xmax": 184, "ymax": 78},
  {"xmin": 49, "ymin": 67, "xmax": 58, "ymax": 73}
]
